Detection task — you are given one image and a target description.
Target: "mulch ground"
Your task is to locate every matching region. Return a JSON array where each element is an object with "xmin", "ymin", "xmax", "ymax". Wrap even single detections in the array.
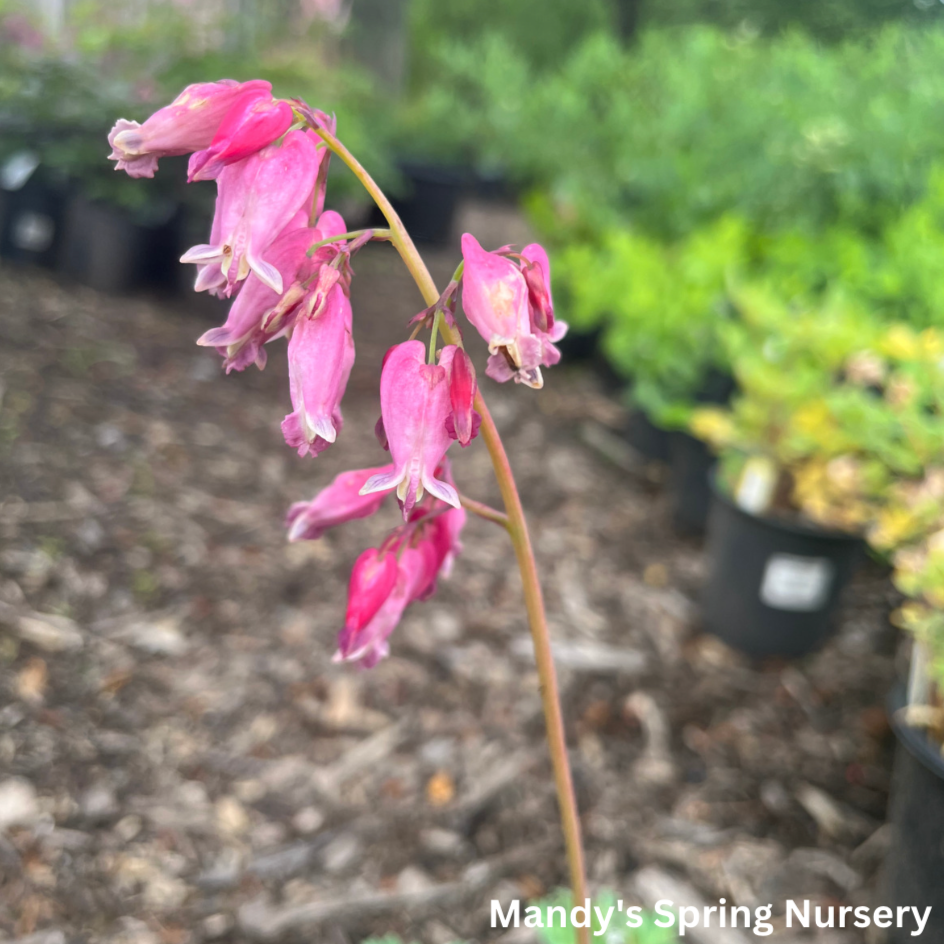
[{"xmin": 0, "ymin": 223, "xmax": 903, "ymax": 944}]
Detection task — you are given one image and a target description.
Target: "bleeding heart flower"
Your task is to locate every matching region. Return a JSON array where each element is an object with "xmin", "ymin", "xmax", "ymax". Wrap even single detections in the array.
[
  {"xmin": 335, "ymin": 546, "xmax": 428, "ymax": 668},
  {"xmin": 342, "ymin": 547, "xmax": 400, "ymax": 636},
  {"xmin": 281, "ymin": 281, "xmax": 355, "ymax": 457},
  {"xmin": 285, "ymin": 465, "xmax": 395, "ymax": 541},
  {"xmin": 180, "ymin": 129, "xmax": 320, "ymax": 297},
  {"xmin": 196, "ymin": 226, "xmax": 317, "ymax": 371},
  {"xmin": 334, "ymin": 496, "xmax": 467, "ymax": 668},
  {"xmin": 460, "ymin": 233, "xmax": 545, "ymax": 389},
  {"xmin": 196, "ymin": 210, "xmax": 349, "ymax": 370},
  {"xmin": 108, "ymin": 79, "xmax": 271, "ymax": 178},
  {"xmin": 359, "ymin": 340, "xmax": 459, "ymax": 517},
  {"xmin": 188, "ymin": 90, "xmax": 295, "ymax": 181}
]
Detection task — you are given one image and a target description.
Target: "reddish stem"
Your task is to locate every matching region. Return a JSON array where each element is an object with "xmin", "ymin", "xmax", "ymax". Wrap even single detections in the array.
[{"xmin": 311, "ymin": 124, "xmax": 590, "ymax": 939}]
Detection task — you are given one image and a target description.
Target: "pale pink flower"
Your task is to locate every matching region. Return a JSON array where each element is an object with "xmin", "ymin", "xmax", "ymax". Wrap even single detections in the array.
[
  {"xmin": 281, "ymin": 281, "xmax": 355, "ymax": 457},
  {"xmin": 180, "ymin": 129, "xmax": 320, "ymax": 297},
  {"xmin": 285, "ymin": 465, "xmax": 394, "ymax": 541},
  {"xmin": 195, "ymin": 210, "xmax": 349, "ymax": 370},
  {"xmin": 108, "ymin": 80, "xmax": 271, "ymax": 178},
  {"xmin": 521, "ymin": 242, "xmax": 567, "ymax": 367},
  {"xmin": 359, "ymin": 340, "xmax": 459, "ymax": 516},
  {"xmin": 460, "ymin": 233, "xmax": 544, "ymax": 389}
]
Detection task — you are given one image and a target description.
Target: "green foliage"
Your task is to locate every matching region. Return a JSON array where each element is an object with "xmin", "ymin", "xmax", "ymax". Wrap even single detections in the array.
[
  {"xmin": 407, "ymin": 0, "xmax": 614, "ymax": 90},
  {"xmin": 0, "ymin": 0, "xmax": 393, "ymax": 209},
  {"xmin": 405, "ymin": 24, "xmax": 944, "ymax": 238},
  {"xmin": 558, "ymin": 217, "xmax": 746, "ymax": 426},
  {"xmin": 555, "ymin": 161, "xmax": 944, "ymax": 425},
  {"xmin": 689, "ymin": 289, "xmax": 944, "ymax": 537},
  {"xmin": 643, "ymin": 0, "xmax": 943, "ymax": 40}
]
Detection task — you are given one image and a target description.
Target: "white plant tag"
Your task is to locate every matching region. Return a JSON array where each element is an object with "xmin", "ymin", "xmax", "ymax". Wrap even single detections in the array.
[
  {"xmin": 735, "ymin": 456, "xmax": 777, "ymax": 515},
  {"xmin": 760, "ymin": 553, "xmax": 834, "ymax": 611},
  {"xmin": 12, "ymin": 212, "xmax": 54, "ymax": 252}
]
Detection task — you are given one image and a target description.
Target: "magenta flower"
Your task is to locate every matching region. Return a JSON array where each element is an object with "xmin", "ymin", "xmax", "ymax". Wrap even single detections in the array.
[
  {"xmin": 180, "ymin": 129, "xmax": 320, "ymax": 297},
  {"xmin": 285, "ymin": 465, "xmax": 394, "ymax": 541},
  {"xmin": 414, "ymin": 504, "xmax": 467, "ymax": 599},
  {"xmin": 460, "ymin": 233, "xmax": 545, "ymax": 389},
  {"xmin": 108, "ymin": 80, "xmax": 271, "ymax": 179},
  {"xmin": 188, "ymin": 90, "xmax": 295, "ymax": 182},
  {"xmin": 335, "ymin": 547, "xmax": 427, "ymax": 668},
  {"xmin": 281, "ymin": 281, "xmax": 356, "ymax": 457},
  {"xmin": 335, "ymin": 497, "xmax": 467, "ymax": 666},
  {"xmin": 359, "ymin": 340, "xmax": 460, "ymax": 516},
  {"xmin": 439, "ymin": 345, "xmax": 479, "ymax": 447},
  {"xmin": 343, "ymin": 547, "xmax": 401, "ymax": 636}
]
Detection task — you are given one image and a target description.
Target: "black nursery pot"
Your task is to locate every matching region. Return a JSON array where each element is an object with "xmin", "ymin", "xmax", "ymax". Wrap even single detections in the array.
[
  {"xmin": 668, "ymin": 431, "xmax": 715, "ymax": 533},
  {"xmin": 885, "ymin": 686, "xmax": 944, "ymax": 942},
  {"xmin": 0, "ymin": 170, "xmax": 68, "ymax": 268},
  {"xmin": 701, "ymin": 484, "xmax": 862, "ymax": 657},
  {"xmin": 59, "ymin": 196, "xmax": 179, "ymax": 295},
  {"xmin": 626, "ymin": 410, "xmax": 672, "ymax": 463},
  {"xmin": 384, "ymin": 162, "xmax": 466, "ymax": 244},
  {"xmin": 669, "ymin": 371, "xmax": 736, "ymax": 534}
]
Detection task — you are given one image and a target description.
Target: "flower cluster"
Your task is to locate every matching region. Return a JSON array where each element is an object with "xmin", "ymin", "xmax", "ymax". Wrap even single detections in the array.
[{"xmin": 108, "ymin": 80, "xmax": 566, "ymax": 666}]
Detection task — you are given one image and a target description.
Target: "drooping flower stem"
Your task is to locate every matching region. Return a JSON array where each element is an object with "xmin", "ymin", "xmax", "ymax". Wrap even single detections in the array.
[
  {"xmin": 311, "ymin": 124, "xmax": 590, "ymax": 936},
  {"xmin": 457, "ymin": 493, "xmax": 510, "ymax": 529}
]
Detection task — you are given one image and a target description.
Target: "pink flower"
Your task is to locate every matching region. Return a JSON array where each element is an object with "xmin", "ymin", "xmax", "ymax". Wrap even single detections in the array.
[
  {"xmin": 195, "ymin": 226, "xmax": 317, "ymax": 371},
  {"xmin": 342, "ymin": 547, "xmax": 401, "ymax": 637},
  {"xmin": 359, "ymin": 340, "xmax": 460, "ymax": 517},
  {"xmin": 521, "ymin": 242, "xmax": 568, "ymax": 367},
  {"xmin": 285, "ymin": 465, "xmax": 394, "ymax": 541},
  {"xmin": 335, "ymin": 501, "xmax": 467, "ymax": 668},
  {"xmin": 335, "ymin": 547, "xmax": 427, "ymax": 668},
  {"xmin": 281, "ymin": 281, "xmax": 355, "ymax": 457},
  {"xmin": 180, "ymin": 129, "xmax": 320, "ymax": 297},
  {"xmin": 439, "ymin": 345, "xmax": 479, "ymax": 447},
  {"xmin": 460, "ymin": 233, "xmax": 544, "ymax": 389},
  {"xmin": 188, "ymin": 90, "xmax": 295, "ymax": 181},
  {"xmin": 108, "ymin": 80, "xmax": 271, "ymax": 178},
  {"xmin": 195, "ymin": 210, "xmax": 349, "ymax": 370},
  {"xmin": 416, "ymin": 503, "xmax": 467, "ymax": 596}
]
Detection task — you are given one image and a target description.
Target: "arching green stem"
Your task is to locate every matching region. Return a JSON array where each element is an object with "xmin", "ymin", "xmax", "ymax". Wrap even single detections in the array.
[{"xmin": 309, "ymin": 124, "xmax": 589, "ymax": 942}]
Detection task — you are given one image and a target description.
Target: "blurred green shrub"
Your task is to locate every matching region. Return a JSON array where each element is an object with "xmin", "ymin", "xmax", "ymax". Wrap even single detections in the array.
[
  {"xmin": 558, "ymin": 217, "xmax": 747, "ymax": 426},
  {"xmin": 555, "ymin": 163, "xmax": 944, "ymax": 427},
  {"xmin": 643, "ymin": 0, "xmax": 943, "ymax": 40},
  {"xmin": 690, "ymin": 289, "xmax": 944, "ymax": 533},
  {"xmin": 404, "ymin": 24, "xmax": 944, "ymax": 238},
  {"xmin": 0, "ymin": 0, "xmax": 394, "ymax": 212}
]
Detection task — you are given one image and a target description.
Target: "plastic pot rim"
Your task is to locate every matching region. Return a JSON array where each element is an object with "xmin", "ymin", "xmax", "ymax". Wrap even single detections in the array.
[
  {"xmin": 888, "ymin": 684, "xmax": 944, "ymax": 783},
  {"xmin": 710, "ymin": 475, "xmax": 865, "ymax": 544}
]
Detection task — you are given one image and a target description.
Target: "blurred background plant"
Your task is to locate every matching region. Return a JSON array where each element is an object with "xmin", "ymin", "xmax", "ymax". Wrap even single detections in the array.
[{"xmin": 689, "ymin": 291, "xmax": 944, "ymax": 535}]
